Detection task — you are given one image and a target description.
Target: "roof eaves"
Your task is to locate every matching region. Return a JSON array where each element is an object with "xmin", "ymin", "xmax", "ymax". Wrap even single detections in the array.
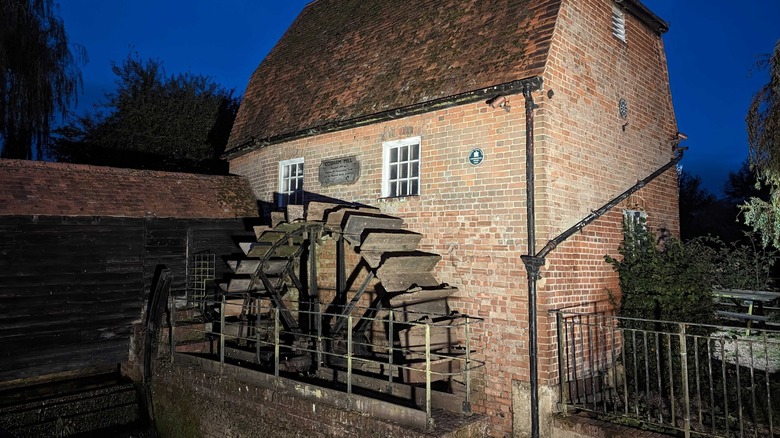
[
  {"xmin": 615, "ymin": 0, "xmax": 669, "ymax": 34},
  {"xmin": 224, "ymin": 76, "xmax": 544, "ymax": 160}
]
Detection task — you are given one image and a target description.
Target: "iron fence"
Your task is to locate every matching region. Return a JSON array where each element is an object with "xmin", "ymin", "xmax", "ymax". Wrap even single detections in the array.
[
  {"xmin": 170, "ymin": 294, "xmax": 484, "ymax": 428},
  {"xmin": 552, "ymin": 303, "xmax": 780, "ymax": 437}
]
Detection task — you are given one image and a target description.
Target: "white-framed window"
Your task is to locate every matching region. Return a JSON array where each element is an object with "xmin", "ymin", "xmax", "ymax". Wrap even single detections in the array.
[
  {"xmin": 623, "ymin": 209, "xmax": 647, "ymax": 233},
  {"xmin": 612, "ymin": 5, "xmax": 626, "ymax": 42},
  {"xmin": 278, "ymin": 157, "xmax": 304, "ymax": 207},
  {"xmin": 382, "ymin": 136, "xmax": 421, "ymax": 198}
]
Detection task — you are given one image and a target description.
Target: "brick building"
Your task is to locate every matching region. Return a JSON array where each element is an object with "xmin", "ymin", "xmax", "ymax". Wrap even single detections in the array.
[
  {"xmin": 0, "ymin": 160, "xmax": 257, "ymax": 382},
  {"xmin": 224, "ymin": 0, "xmax": 681, "ymax": 435}
]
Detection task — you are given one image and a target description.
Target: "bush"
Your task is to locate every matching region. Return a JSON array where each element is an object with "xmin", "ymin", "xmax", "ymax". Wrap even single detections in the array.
[{"xmin": 605, "ymin": 222, "xmax": 715, "ymax": 325}]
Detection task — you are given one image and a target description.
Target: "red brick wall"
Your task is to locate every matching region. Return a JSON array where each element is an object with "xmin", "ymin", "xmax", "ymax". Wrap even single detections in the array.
[
  {"xmin": 228, "ymin": 1, "xmax": 679, "ymax": 435},
  {"xmin": 231, "ymin": 98, "xmax": 529, "ymax": 435},
  {"xmin": 531, "ymin": 0, "xmax": 680, "ymax": 412}
]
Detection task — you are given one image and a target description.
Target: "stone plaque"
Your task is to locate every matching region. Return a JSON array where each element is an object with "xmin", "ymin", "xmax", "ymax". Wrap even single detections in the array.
[{"xmin": 318, "ymin": 156, "xmax": 360, "ymax": 186}]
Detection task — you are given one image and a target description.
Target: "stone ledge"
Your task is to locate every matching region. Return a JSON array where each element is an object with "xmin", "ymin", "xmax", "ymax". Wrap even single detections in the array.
[{"xmin": 552, "ymin": 413, "xmax": 674, "ymax": 438}]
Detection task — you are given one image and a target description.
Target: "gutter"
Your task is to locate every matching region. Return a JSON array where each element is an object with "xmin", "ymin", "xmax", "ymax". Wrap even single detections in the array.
[
  {"xmin": 223, "ymin": 77, "xmax": 544, "ymax": 160},
  {"xmin": 520, "ymin": 79, "xmax": 682, "ymax": 437}
]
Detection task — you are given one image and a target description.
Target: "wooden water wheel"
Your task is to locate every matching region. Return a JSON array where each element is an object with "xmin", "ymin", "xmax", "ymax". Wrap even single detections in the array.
[{"xmin": 216, "ymin": 201, "xmax": 464, "ymax": 383}]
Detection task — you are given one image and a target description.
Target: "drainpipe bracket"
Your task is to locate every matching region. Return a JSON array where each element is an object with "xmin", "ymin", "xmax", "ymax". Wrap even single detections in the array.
[{"xmin": 521, "ymin": 255, "xmax": 545, "ymax": 280}]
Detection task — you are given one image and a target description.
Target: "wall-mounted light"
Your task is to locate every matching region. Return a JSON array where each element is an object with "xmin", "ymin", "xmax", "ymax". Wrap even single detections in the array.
[{"xmin": 487, "ymin": 95, "xmax": 511, "ymax": 112}]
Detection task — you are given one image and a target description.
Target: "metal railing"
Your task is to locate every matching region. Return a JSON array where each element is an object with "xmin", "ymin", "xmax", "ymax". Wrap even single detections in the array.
[
  {"xmin": 186, "ymin": 252, "xmax": 215, "ymax": 307},
  {"xmin": 172, "ymin": 294, "xmax": 484, "ymax": 428},
  {"xmin": 552, "ymin": 302, "xmax": 780, "ymax": 437}
]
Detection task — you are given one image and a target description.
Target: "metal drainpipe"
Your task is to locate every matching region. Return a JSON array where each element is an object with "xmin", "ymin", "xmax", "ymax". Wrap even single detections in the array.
[
  {"xmin": 520, "ymin": 83, "xmax": 544, "ymax": 438},
  {"xmin": 518, "ymin": 77, "xmax": 683, "ymax": 437}
]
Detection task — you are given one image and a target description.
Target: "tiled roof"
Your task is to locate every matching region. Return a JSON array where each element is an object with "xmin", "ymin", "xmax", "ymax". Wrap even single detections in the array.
[
  {"xmin": 227, "ymin": 0, "xmax": 562, "ymax": 152},
  {"xmin": 0, "ymin": 159, "xmax": 259, "ymax": 218}
]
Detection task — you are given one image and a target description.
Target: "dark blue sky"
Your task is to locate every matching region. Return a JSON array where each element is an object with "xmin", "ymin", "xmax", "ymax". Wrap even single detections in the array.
[{"xmin": 58, "ymin": 1, "xmax": 779, "ymax": 196}]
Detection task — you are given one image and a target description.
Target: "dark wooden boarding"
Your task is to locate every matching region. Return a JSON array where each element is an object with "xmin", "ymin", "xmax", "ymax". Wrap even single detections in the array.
[{"xmin": 0, "ymin": 215, "xmax": 249, "ymax": 381}]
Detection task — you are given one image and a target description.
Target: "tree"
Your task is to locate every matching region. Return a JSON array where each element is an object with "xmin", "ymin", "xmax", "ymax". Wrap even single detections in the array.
[
  {"xmin": 724, "ymin": 159, "xmax": 770, "ymax": 205},
  {"xmin": 49, "ymin": 54, "xmax": 239, "ymax": 174},
  {"xmin": 0, "ymin": 0, "xmax": 83, "ymax": 159},
  {"xmin": 678, "ymin": 169, "xmax": 750, "ymax": 242},
  {"xmin": 742, "ymin": 40, "xmax": 780, "ymax": 247},
  {"xmin": 679, "ymin": 169, "xmax": 716, "ymax": 240}
]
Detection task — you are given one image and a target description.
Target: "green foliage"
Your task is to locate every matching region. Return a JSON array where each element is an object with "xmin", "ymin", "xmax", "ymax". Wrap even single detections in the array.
[
  {"xmin": 607, "ymin": 223, "xmax": 775, "ymax": 323},
  {"xmin": 48, "ymin": 53, "xmax": 239, "ymax": 174},
  {"xmin": 0, "ymin": 0, "xmax": 84, "ymax": 159},
  {"xmin": 606, "ymin": 223, "xmax": 778, "ymax": 426},
  {"xmin": 606, "ymin": 220, "xmax": 715, "ymax": 325},
  {"xmin": 725, "ymin": 160, "xmax": 770, "ymax": 205},
  {"xmin": 606, "ymin": 223, "xmax": 711, "ymax": 421},
  {"xmin": 741, "ymin": 195, "xmax": 780, "ymax": 248},
  {"xmin": 688, "ymin": 234, "xmax": 776, "ymax": 291},
  {"xmin": 743, "ymin": 40, "xmax": 780, "ymax": 248}
]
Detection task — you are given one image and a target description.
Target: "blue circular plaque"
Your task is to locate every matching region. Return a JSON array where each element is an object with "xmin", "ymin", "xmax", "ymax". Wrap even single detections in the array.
[{"xmin": 469, "ymin": 148, "xmax": 484, "ymax": 166}]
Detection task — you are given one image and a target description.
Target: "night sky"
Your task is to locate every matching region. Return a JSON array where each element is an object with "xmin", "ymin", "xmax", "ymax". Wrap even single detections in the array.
[{"xmin": 57, "ymin": 1, "xmax": 780, "ymax": 196}]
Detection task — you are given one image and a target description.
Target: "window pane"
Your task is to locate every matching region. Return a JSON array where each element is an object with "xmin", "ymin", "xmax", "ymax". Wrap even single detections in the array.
[
  {"xmin": 410, "ymin": 179, "xmax": 419, "ymax": 195},
  {"xmin": 283, "ymin": 165, "xmax": 290, "ymax": 178},
  {"xmin": 390, "ymin": 182, "xmax": 397, "ymax": 196},
  {"xmin": 411, "ymin": 144, "xmax": 419, "ymax": 160},
  {"xmin": 401, "ymin": 146, "xmax": 409, "ymax": 162},
  {"xmin": 400, "ymin": 163, "xmax": 408, "ymax": 178},
  {"xmin": 400, "ymin": 181, "xmax": 408, "ymax": 195},
  {"xmin": 390, "ymin": 164, "xmax": 398, "ymax": 180},
  {"xmin": 390, "ymin": 147, "xmax": 398, "ymax": 163},
  {"xmin": 411, "ymin": 162, "xmax": 419, "ymax": 177}
]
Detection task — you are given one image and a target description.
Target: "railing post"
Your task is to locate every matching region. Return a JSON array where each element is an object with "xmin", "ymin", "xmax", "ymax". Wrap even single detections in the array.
[
  {"xmin": 679, "ymin": 323, "xmax": 690, "ymax": 438},
  {"xmin": 219, "ymin": 294, "xmax": 226, "ymax": 364},
  {"xmin": 556, "ymin": 311, "xmax": 568, "ymax": 415},
  {"xmin": 426, "ymin": 322, "xmax": 433, "ymax": 429},
  {"xmin": 464, "ymin": 315, "xmax": 472, "ymax": 414},
  {"xmin": 388, "ymin": 309, "xmax": 394, "ymax": 393},
  {"xmin": 170, "ymin": 294, "xmax": 176, "ymax": 364},
  {"xmin": 347, "ymin": 314, "xmax": 353, "ymax": 394},
  {"xmin": 256, "ymin": 329, "xmax": 261, "ymax": 364},
  {"xmin": 317, "ymin": 304, "xmax": 323, "ymax": 368},
  {"xmin": 763, "ymin": 331, "xmax": 775, "ymax": 436},
  {"xmin": 274, "ymin": 307, "xmax": 280, "ymax": 377}
]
